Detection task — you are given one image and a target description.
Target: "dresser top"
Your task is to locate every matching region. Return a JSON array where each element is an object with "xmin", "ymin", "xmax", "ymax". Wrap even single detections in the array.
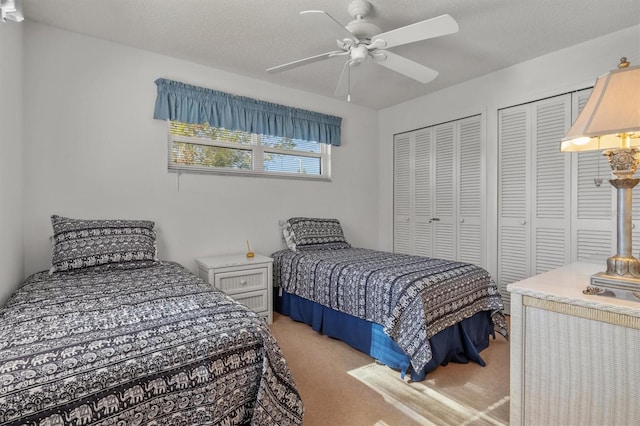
[
  {"xmin": 507, "ymin": 261, "xmax": 640, "ymax": 316},
  {"xmin": 196, "ymin": 253, "xmax": 273, "ymax": 269}
]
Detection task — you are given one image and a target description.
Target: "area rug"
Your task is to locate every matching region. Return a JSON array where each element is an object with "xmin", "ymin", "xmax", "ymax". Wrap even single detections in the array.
[{"xmin": 348, "ymin": 363, "xmax": 509, "ymax": 426}]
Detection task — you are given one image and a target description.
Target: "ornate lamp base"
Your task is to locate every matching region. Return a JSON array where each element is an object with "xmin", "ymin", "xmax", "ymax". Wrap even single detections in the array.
[
  {"xmin": 586, "ymin": 272, "xmax": 640, "ymax": 301},
  {"xmin": 585, "ymin": 148, "xmax": 640, "ymax": 302}
]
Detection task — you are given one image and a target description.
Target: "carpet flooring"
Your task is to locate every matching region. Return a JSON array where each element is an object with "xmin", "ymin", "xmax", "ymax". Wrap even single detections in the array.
[{"xmin": 269, "ymin": 312, "xmax": 510, "ymax": 426}]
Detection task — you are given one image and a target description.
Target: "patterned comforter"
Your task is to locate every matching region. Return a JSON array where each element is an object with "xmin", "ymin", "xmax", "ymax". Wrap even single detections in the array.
[
  {"xmin": 272, "ymin": 248, "xmax": 507, "ymax": 374},
  {"xmin": 0, "ymin": 262, "xmax": 303, "ymax": 425}
]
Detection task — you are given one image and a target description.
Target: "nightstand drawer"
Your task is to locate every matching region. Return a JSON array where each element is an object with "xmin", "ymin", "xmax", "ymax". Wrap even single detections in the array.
[
  {"xmin": 214, "ymin": 268, "xmax": 268, "ymax": 295},
  {"xmin": 232, "ymin": 289, "xmax": 269, "ymax": 313}
]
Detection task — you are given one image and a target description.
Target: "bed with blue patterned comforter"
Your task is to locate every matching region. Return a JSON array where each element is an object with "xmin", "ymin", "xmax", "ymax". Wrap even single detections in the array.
[
  {"xmin": 0, "ymin": 262, "xmax": 303, "ymax": 425},
  {"xmin": 273, "ymin": 247, "xmax": 507, "ymax": 376}
]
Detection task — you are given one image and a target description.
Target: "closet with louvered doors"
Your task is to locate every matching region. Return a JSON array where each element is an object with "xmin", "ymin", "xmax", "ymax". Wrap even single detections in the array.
[
  {"xmin": 496, "ymin": 87, "xmax": 637, "ymax": 312},
  {"xmin": 498, "ymin": 94, "xmax": 573, "ymax": 312},
  {"xmin": 393, "ymin": 115, "xmax": 483, "ymax": 266}
]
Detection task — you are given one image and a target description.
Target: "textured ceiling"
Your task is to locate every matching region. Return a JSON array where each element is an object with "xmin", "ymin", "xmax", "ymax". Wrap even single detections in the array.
[{"xmin": 21, "ymin": 0, "xmax": 640, "ymax": 110}]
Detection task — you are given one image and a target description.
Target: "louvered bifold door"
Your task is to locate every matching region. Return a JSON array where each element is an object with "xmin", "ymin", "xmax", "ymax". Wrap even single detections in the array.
[
  {"xmin": 532, "ymin": 95, "xmax": 572, "ymax": 274},
  {"xmin": 432, "ymin": 123, "xmax": 457, "ymax": 260},
  {"xmin": 570, "ymin": 88, "xmax": 615, "ymax": 261},
  {"xmin": 393, "ymin": 133, "xmax": 413, "ymax": 254},
  {"xmin": 457, "ymin": 116, "xmax": 482, "ymax": 266},
  {"xmin": 414, "ymin": 129, "xmax": 434, "ymax": 257},
  {"xmin": 498, "ymin": 105, "xmax": 531, "ymax": 312}
]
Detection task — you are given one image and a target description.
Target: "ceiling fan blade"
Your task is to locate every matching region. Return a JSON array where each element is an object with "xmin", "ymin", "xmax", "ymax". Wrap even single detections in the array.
[
  {"xmin": 300, "ymin": 10, "xmax": 359, "ymax": 43},
  {"xmin": 375, "ymin": 51, "xmax": 439, "ymax": 83},
  {"xmin": 266, "ymin": 50, "xmax": 345, "ymax": 73},
  {"xmin": 371, "ymin": 14, "xmax": 458, "ymax": 49}
]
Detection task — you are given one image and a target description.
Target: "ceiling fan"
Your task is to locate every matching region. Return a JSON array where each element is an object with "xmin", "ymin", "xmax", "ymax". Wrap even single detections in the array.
[{"xmin": 266, "ymin": 0, "xmax": 459, "ymax": 102}]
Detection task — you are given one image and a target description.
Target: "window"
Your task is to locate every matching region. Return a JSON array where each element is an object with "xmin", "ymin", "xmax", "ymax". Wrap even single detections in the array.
[{"xmin": 168, "ymin": 122, "xmax": 330, "ymax": 180}]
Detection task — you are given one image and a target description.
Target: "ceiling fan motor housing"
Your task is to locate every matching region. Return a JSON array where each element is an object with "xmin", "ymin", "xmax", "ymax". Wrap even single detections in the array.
[
  {"xmin": 346, "ymin": 19, "xmax": 381, "ymax": 41},
  {"xmin": 345, "ymin": 0, "xmax": 381, "ymax": 41},
  {"xmin": 347, "ymin": 0, "xmax": 371, "ymax": 18}
]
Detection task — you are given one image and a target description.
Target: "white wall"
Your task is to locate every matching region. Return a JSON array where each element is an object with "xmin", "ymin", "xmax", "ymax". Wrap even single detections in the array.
[
  {"xmin": 378, "ymin": 25, "xmax": 640, "ymax": 278},
  {"xmin": 22, "ymin": 22, "xmax": 379, "ymax": 276},
  {"xmin": 0, "ymin": 22, "xmax": 24, "ymax": 305}
]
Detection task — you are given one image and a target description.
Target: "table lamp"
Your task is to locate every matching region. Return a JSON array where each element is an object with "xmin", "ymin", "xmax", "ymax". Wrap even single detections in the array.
[{"xmin": 561, "ymin": 57, "xmax": 640, "ymax": 299}]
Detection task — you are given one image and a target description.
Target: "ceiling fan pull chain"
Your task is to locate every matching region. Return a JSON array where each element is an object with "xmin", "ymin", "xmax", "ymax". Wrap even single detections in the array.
[{"xmin": 348, "ymin": 62, "xmax": 351, "ymax": 102}]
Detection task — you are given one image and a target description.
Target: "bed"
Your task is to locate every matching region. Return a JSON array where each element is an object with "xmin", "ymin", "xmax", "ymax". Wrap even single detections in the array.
[
  {"xmin": 273, "ymin": 217, "xmax": 508, "ymax": 381},
  {"xmin": 0, "ymin": 216, "xmax": 303, "ymax": 425}
]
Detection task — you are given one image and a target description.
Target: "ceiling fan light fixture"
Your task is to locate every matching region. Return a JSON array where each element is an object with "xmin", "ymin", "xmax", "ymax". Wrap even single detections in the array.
[{"xmin": 350, "ymin": 44, "xmax": 369, "ymax": 63}]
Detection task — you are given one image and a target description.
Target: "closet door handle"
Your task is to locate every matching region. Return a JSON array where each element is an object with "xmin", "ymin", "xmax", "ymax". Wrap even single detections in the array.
[
  {"xmin": 430, "ymin": 218, "xmax": 440, "ymax": 223},
  {"xmin": 520, "ymin": 220, "xmax": 527, "ymax": 225}
]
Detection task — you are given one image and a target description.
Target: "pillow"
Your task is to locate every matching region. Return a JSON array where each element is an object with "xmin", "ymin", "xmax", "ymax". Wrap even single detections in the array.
[
  {"xmin": 279, "ymin": 219, "xmax": 298, "ymax": 251},
  {"xmin": 284, "ymin": 217, "xmax": 349, "ymax": 250},
  {"xmin": 50, "ymin": 215, "xmax": 158, "ymax": 273}
]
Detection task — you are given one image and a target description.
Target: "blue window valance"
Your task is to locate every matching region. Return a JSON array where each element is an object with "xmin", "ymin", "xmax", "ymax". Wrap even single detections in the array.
[{"xmin": 153, "ymin": 78, "xmax": 342, "ymax": 146}]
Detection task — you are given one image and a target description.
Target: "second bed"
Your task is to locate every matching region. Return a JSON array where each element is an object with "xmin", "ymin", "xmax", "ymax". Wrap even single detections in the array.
[{"xmin": 272, "ymin": 218, "xmax": 507, "ymax": 381}]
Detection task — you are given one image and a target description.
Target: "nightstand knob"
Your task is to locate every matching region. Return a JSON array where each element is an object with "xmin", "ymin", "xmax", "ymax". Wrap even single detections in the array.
[{"xmin": 240, "ymin": 279, "xmax": 247, "ymax": 286}]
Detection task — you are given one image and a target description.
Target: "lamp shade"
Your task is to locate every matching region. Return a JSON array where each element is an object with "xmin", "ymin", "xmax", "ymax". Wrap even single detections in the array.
[{"xmin": 561, "ymin": 64, "xmax": 640, "ymax": 152}]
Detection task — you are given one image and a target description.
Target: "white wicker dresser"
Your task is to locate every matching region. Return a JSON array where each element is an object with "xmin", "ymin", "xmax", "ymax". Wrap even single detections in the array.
[{"xmin": 507, "ymin": 261, "xmax": 640, "ymax": 426}]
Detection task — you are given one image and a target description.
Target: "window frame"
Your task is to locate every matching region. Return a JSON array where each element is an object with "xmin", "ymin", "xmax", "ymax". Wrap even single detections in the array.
[{"xmin": 166, "ymin": 122, "xmax": 331, "ymax": 181}]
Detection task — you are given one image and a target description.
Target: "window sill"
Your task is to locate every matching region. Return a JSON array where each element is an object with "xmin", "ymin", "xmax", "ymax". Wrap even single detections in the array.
[{"xmin": 168, "ymin": 167, "xmax": 332, "ymax": 182}]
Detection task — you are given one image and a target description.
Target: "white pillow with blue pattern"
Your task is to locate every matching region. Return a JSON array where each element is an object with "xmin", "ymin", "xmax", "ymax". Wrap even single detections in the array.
[
  {"xmin": 282, "ymin": 217, "xmax": 351, "ymax": 251},
  {"xmin": 50, "ymin": 215, "xmax": 158, "ymax": 273}
]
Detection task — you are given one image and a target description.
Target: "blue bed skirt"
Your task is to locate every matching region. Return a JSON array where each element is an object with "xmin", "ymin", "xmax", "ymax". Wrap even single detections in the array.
[{"xmin": 275, "ymin": 290, "xmax": 495, "ymax": 381}]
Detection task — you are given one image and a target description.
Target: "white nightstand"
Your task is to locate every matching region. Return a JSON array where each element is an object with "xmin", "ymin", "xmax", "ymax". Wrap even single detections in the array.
[{"xmin": 196, "ymin": 254, "xmax": 273, "ymax": 324}]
